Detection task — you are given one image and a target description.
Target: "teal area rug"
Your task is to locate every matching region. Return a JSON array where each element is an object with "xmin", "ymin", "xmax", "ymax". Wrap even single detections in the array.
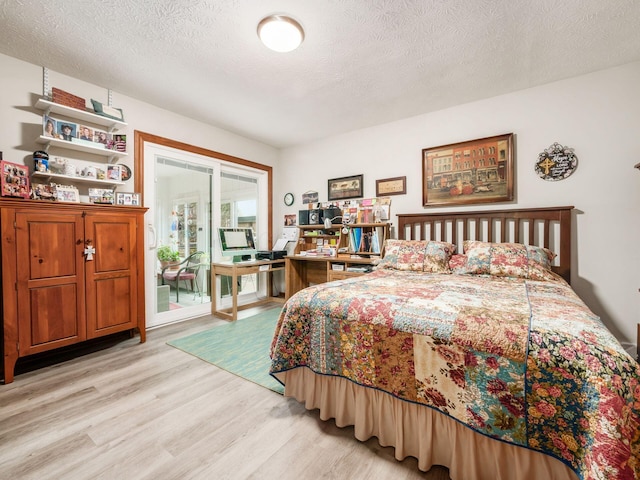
[{"xmin": 167, "ymin": 307, "xmax": 284, "ymax": 394}]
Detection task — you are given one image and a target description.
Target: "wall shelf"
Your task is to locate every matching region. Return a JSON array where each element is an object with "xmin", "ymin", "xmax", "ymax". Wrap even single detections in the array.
[
  {"xmin": 32, "ymin": 171, "xmax": 124, "ymax": 187},
  {"xmin": 35, "ymin": 98, "xmax": 127, "ymax": 130},
  {"xmin": 36, "ymin": 135, "xmax": 127, "ymax": 161}
]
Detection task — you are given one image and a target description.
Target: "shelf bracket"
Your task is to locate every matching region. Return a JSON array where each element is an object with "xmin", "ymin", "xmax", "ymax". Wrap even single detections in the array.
[{"xmin": 42, "ymin": 67, "xmax": 50, "ymax": 99}]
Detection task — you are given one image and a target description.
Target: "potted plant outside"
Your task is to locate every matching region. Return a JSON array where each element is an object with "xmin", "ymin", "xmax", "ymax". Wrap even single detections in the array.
[{"xmin": 157, "ymin": 245, "xmax": 180, "ymax": 269}]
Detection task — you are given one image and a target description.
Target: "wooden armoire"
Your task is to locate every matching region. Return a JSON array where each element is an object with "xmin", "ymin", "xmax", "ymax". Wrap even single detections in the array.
[{"xmin": 1, "ymin": 198, "xmax": 146, "ymax": 383}]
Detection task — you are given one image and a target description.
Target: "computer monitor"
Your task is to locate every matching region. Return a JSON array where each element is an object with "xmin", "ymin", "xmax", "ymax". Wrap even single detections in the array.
[{"xmin": 218, "ymin": 227, "xmax": 257, "ymax": 262}]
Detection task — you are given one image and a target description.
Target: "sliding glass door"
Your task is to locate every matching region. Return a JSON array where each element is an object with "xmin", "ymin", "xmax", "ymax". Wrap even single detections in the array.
[
  {"xmin": 219, "ymin": 171, "xmax": 259, "ymax": 295},
  {"xmin": 143, "ymin": 142, "xmax": 268, "ymax": 328}
]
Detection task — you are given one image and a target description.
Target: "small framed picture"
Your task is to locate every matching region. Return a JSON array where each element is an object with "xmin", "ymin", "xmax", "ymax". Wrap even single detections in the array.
[
  {"xmin": 116, "ymin": 192, "xmax": 140, "ymax": 206},
  {"xmin": 107, "ymin": 164, "xmax": 122, "ymax": 181},
  {"xmin": 77, "ymin": 125, "xmax": 94, "ymax": 141},
  {"xmin": 43, "ymin": 115, "xmax": 60, "ymax": 138},
  {"xmin": 31, "ymin": 183, "xmax": 56, "ymax": 201},
  {"xmin": 88, "ymin": 188, "xmax": 115, "ymax": 204},
  {"xmin": 1, "ymin": 160, "xmax": 30, "ymax": 199},
  {"xmin": 284, "ymin": 213, "xmax": 296, "ymax": 226},
  {"xmin": 57, "ymin": 122, "xmax": 77, "ymax": 141},
  {"xmin": 301, "ymin": 190, "xmax": 318, "ymax": 204},
  {"xmin": 376, "ymin": 176, "xmax": 406, "ymax": 196},
  {"xmin": 93, "ymin": 129, "xmax": 110, "ymax": 146},
  {"xmin": 110, "ymin": 134, "xmax": 126, "ymax": 152},
  {"xmin": 54, "ymin": 184, "xmax": 80, "ymax": 203}
]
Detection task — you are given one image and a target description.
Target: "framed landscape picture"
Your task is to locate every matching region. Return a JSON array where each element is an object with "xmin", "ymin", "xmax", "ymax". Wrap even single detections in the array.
[
  {"xmin": 422, "ymin": 133, "xmax": 514, "ymax": 207},
  {"xmin": 376, "ymin": 176, "xmax": 406, "ymax": 196},
  {"xmin": 328, "ymin": 174, "xmax": 363, "ymax": 201}
]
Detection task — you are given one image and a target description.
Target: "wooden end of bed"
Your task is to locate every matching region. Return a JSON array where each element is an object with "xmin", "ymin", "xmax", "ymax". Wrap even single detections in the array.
[{"xmin": 397, "ymin": 206, "xmax": 574, "ymax": 283}]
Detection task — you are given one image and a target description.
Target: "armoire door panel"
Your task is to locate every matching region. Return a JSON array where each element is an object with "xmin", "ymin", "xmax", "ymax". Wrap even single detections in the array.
[
  {"xmin": 85, "ymin": 214, "xmax": 137, "ymax": 338},
  {"xmin": 16, "ymin": 211, "xmax": 86, "ymax": 355},
  {"xmin": 22, "ymin": 216, "xmax": 79, "ymax": 279},
  {"xmin": 93, "ymin": 276, "xmax": 135, "ymax": 331},
  {"xmin": 27, "ymin": 284, "xmax": 84, "ymax": 348},
  {"xmin": 91, "ymin": 220, "xmax": 133, "ymax": 272}
]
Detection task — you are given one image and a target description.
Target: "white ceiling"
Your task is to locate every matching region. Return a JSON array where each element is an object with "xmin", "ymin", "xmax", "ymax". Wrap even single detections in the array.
[{"xmin": 1, "ymin": 0, "xmax": 640, "ymax": 148}]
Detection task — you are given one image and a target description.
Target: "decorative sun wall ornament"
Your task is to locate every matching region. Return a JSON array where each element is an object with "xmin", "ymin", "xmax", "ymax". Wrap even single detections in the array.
[{"xmin": 535, "ymin": 142, "xmax": 578, "ymax": 181}]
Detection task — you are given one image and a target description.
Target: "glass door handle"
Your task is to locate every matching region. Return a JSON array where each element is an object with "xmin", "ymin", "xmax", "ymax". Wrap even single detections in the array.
[{"xmin": 148, "ymin": 224, "xmax": 157, "ymax": 249}]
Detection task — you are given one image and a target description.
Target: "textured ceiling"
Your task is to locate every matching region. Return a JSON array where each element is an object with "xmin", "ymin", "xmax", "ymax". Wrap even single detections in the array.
[{"xmin": 1, "ymin": 0, "xmax": 640, "ymax": 148}]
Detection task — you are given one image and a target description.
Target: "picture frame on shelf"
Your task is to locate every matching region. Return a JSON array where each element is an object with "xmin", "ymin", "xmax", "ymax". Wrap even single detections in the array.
[
  {"xmin": 109, "ymin": 134, "xmax": 126, "ymax": 153},
  {"xmin": 31, "ymin": 183, "xmax": 56, "ymax": 201},
  {"xmin": 422, "ymin": 133, "xmax": 514, "ymax": 207},
  {"xmin": 1, "ymin": 160, "xmax": 30, "ymax": 199},
  {"xmin": 78, "ymin": 125, "xmax": 94, "ymax": 141},
  {"xmin": 43, "ymin": 115, "xmax": 60, "ymax": 139},
  {"xmin": 375, "ymin": 176, "xmax": 406, "ymax": 196},
  {"xmin": 54, "ymin": 184, "xmax": 80, "ymax": 203},
  {"xmin": 107, "ymin": 164, "xmax": 122, "ymax": 181},
  {"xmin": 89, "ymin": 188, "xmax": 115, "ymax": 204},
  {"xmin": 115, "ymin": 192, "xmax": 140, "ymax": 206},
  {"xmin": 93, "ymin": 129, "xmax": 110, "ymax": 146},
  {"xmin": 328, "ymin": 174, "xmax": 363, "ymax": 201},
  {"xmin": 57, "ymin": 122, "xmax": 77, "ymax": 141}
]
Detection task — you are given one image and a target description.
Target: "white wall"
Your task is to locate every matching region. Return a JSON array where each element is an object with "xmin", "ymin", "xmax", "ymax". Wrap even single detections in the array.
[{"xmin": 277, "ymin": 62, "xmax": 640, "ymax": 346}]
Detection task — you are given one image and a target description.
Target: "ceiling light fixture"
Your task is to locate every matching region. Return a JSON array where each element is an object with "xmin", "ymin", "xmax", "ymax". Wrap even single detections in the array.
[{"xmin": 257, "ymin": 14, "xmax": 304, "ymax": 53}]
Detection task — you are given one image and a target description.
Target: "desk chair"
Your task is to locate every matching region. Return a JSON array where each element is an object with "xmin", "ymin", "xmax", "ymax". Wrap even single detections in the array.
[{"xmin": 161, "ymin": 251, "xmax": 205, "ymax": 302}]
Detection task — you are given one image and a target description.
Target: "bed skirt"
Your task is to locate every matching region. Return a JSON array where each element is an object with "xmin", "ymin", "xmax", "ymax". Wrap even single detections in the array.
[{"xmin": 273, "ymin": 367, "xmax": 578, "ymax": 480}]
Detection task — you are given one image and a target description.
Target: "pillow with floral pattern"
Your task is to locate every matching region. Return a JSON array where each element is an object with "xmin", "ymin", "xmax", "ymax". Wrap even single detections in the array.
[
  {"xmin": 376, "ymin": 240, "xmax": 455, "ymax": 273},
  {"xmin": 448, "ymin": 254, "xmax": 468, "ymax": 274},
  {"xmin": 461, "ymin": 241, "xmax": 558, "ymax": 281}
]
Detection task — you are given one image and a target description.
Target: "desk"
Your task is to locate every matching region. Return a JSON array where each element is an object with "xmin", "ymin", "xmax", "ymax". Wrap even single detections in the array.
[
  {"xmin": 211, "ymin": 259, "xmax": 285, "ymax": 321},
  {"xmin": 285, "ymin": 255, "xmax": 376, "ymax": 299}
]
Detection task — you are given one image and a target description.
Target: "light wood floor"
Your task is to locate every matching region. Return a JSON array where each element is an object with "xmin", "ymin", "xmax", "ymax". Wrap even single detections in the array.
[{"xmin": 0, "ymin": 305, "xmax": 451, "ymax": 480}]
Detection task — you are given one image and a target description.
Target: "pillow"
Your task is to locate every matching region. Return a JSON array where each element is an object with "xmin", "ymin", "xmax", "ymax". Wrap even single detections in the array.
[
  {"xmin": 376, "ymin": 239, "xmax": 455, "ymax": 273},
  {"xmin": 461, "ymin": 241, "xmax": 557, "ymax": 281},
  {"xmin": 448, "ymin": 254, "xmax": 468, "ymax": 274}
]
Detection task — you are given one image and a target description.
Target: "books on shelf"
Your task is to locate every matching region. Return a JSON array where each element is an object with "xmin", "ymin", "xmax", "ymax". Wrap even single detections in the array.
[
  {"xmin": 371, "ymin": 229, "xmax": 380, "ymax": 254},
  {"xmin": 347, "ymin": 225, "xmax": 386, "ymax": 254}
]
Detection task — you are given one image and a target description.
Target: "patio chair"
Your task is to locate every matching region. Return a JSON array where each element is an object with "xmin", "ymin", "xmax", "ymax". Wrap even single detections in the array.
[{"xmin": 161, "ymin": 251, "xmax": 205, "ymax": 302}]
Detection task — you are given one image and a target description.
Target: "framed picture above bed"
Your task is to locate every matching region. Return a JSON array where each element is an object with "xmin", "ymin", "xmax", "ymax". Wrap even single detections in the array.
[{"xmin": 422, "ymin": 133, "xmax": 514, "ymax": 207}]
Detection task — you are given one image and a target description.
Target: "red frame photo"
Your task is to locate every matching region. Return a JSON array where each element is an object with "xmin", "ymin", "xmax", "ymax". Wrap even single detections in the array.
[{"xmin": 1, "ymin": 160, "xmax": 30, "ymax": 199}]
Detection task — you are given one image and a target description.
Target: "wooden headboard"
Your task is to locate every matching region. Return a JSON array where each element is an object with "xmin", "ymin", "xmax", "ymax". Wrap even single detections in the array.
[{"xmin": 397, "ymin": 206, "xmax": 574, "ymax": 283}]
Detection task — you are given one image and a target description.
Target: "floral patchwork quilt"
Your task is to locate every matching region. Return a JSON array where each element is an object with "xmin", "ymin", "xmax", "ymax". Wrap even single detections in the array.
[{"xmin": 269, "ymin": 269, "xmax": 640, "ymax": 480}]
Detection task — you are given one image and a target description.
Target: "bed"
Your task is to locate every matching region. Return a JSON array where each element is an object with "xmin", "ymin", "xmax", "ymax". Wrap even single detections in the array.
[{"xmin": 269, "ymin": 206, "xmax": 639, "ymax": 480}]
